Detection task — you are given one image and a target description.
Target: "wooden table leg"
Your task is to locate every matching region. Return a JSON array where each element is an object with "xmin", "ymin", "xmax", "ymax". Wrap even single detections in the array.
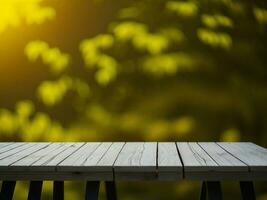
[
  {"xmin": 200, "ymin": 181, "xmax": 223, "ymax": 200},
  {"xmin": 53, "ymin": 181, "xmax": 64, "ymax": 200},
  {"xmin": 240, "ymin": 181, "xmax": 256, "ymax": 200},
  {"xmin": 200, "ymin": 181, "xmax": 207, "ymax": 200},
  {"xmin": 0, "ymin": 181, "xmax": 16, "ymax": 200},
  {"xmin": 27, "ymin": 181, "xmax": 43, "ymax": 200},
  {"xmin": 85, "ymin": 181, "xmax": 100, "ymax": 200},
  {"xmin": 105, "ymin": 181, "xmax": 117, "ymax": 200}
]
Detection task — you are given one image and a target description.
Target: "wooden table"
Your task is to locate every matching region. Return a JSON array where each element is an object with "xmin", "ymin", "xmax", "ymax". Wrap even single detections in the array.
[{"xmin": 0, "ymin": 142, "xmax": 266, "ymax": 200}]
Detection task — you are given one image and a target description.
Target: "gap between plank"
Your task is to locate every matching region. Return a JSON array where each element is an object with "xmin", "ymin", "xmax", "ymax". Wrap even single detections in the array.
[
  {"xmin": 112, "ymin": 142, "xmax": 126, "ymax": 181},
  {"xmin": 216, "ymin": 142, "xmax": 251, "ymax": 172},
  {"xmin": 175, "ymin": 142, "xmax": 185, "ymax": 179}
]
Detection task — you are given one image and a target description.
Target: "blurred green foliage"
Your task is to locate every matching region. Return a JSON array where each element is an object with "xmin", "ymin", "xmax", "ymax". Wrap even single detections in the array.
[
  {"xmin": 0, "ymin": 0, "xmax": 55, "ymax": 33},
  {"xmin": 25, "ymin": 41, "xmax": 70, "ymax": 75},
  {"xmin": 1, "ymin": 0, "xmax": 267, "ymax": 199}
]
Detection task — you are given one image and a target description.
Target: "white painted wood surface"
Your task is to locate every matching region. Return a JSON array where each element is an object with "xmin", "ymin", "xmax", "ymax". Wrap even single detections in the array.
[
  {"xmin": 57, "ymin": 142, "xmax": 100, "ymax": 171},
  {"xmin": 0, "ymin": 143, "xmax": 35, "ymax": 160},
  {"xmin": 198, "ymin": 142, "xmax": 248, "ymax": 171},
  {"xmin": 113, "ymin": 142, "xmax": 157, "ymax": 180},
  {"xmin": 218, "ymin": 142, "xmax": 267, "ymax": 172},
  {"xmin": 158, "ymin": 142, "xmax": 182, "ymax": 170},
  {"xmin": 39, "ymin": 142, "xmax": 84, "ymax": 167},
  {"xmin": 158, "ymin": 142, "xmax": 183, "ymax": 180},
  {"xmin": 0, "ymin": 142, "xmax": 266, "ymax": 181},
  {"xmin": 0, "ymin": 143, "xmax": 13, "ymax": 149},
  {"xmin": 177, "ymin": 142, "xmax": 218, "ymax": 171},
  {"xmin": 0, "ymin": 142, "xmax": 26, "ymax": 155},
  {"xmin": 0, "ymin": 143, "xmax": 49, "ymax": 168},
  {"xmin": 97, "ymin": 142, "xmax": 125, "ymax": 167},
  {"xmin": 12, "ymin": 143, "xmax": 64, "ymax": 167},
  {"xmin": 114, "ymin": 142, "xmax": 157, "ymax": 172}
]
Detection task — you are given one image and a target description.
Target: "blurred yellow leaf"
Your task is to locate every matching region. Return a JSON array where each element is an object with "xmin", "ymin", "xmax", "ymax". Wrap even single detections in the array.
[
  {"xmin": 94, "ymin": 34, "xmax": 114, "ymax": 49},
  {"xmin": 25, "ymin": 41, "xmax": 70, "ymax": 75},
  {"xmin": 202, "ymin": 14, "xmax": 233, "ymax": 28},
  {"xmin": 0, "ymin": 109, "xmax": 18, "ymax": 134},
  {"xmin": 21, "ymin": 112, "xmax": 64, "ymax": 141},
  {"xmin": 197, "ymin": 28, "xmax": 232, "ymax": 49},
  {"xmin": 80, "ymin": 36, "xmax": 117, "ymax": 85},
  {"xmin": 143, "ymin": 53, "xmax": 194, "ymax": 76},
  {"xmin": 113, "ymin": 22, "xmax": 170, "ymax": 54},
  {"xmin": 172, "ymin": 117, "xmax": 195, "ymax": 136},
  {"xmin": 144, "ymin": 120, "xmax": 170, "ymax": 140},
  {"xmin": 16, "ymin": 100, "xmax": 35, "ymax": 118},
  {"xmin": 113, "ymin": 22, "xmax": 147, "ymax": 41},
  {"xmin": 0, "ymin": 0, "xmax": 55, "ymax": 33},
  {"xmin": 166, "ymin": 1, "xmax": 198, "ymax": 18},
  {"xmin": 254, "ymin": 7, "xmax": 267, "ymax": 25},
  {"xmin": 133, "ymin": 33, "xmax": 169, "ymax": 54},
  {"xmin": 220, "ymin": 128, "xmax": 241, "ymax": 142},
  {"xmin": 37, "ymin": 76, "xmax": 72, "ymax": 106},
  {"xmin": 159, "ymin": 28, "xmax": 185, "ymax": 43},
  {"xmin": 25, "ymin": 41, "xmax": 48, "ymax": 61},
  {"xmin": 86, "ymin": 104, "xmax": 111, "ymax": 125}
]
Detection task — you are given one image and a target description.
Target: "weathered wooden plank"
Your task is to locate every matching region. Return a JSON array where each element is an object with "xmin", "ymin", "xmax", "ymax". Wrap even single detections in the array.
[
  {"xmin": 114, "ymin": 142, "xmax": 157, "ymax": 171},
  {"xmin": 177, "ymin": 142, "xmax": 253, "ymax": 180},
  {"xmin": 0, "ymin": 143, "xmax": 25, "ymax": 155},
  {"xmin": 97, "ymin": 142, "xmax": 125, "ymax": 167},
  {"xmin": 158, "ymin": 142, "xmax": 182, "ymax": 170},
  {"xmin": 82, "ymin": 142, "xmax": 112, "ymax": 167},
  {"xmin": 10, "ymin": 143, "xmax": 66, "ymax": 169},
  {"xmin": 57, "ymin": 142, "xmax": 101, "ymax": 171},
  {"xmin": 177, "ymin": 142, "xmax": 217, "ymax": 171},
  {"xmin": 0, "ymin": 142, "xmax": 13, "ymax": 149},
  {"xmin": 0, "ymin": 143, "xmax": 36, "ymax": 160},
  {"xmin": 0, "ymin": 143, "xmax": 50, "ymax": 167},
  {"xmin": 158, "ymin": 142, "xmax": 183, "ymax": 180},
  {"xmin": 114, "ymin": 142, "xmax": 157, "ymax": 180},
  {"xmin": 218, "ymin": 142, "xmax": 267, "ymax": 172},
  {"xmin": 198, "ymin": 142, "xmax": 248, "ymax": 171},
  {"xmin": 40, "ymin": 142, "xmax": 84, "ymax": 167},
  {"xmin": 0, "ymin": 142, "xmax": 265, "ymax": 181},
  {"xmin": 55, "ymin": 143, "xmax": 115, "ymax": 180}
]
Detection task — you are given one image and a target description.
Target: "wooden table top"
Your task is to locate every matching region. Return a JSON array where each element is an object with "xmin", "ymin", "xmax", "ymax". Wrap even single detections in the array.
[{"xmin": 0, "ymin": 142, "xmax": 266, "ymax": 181}]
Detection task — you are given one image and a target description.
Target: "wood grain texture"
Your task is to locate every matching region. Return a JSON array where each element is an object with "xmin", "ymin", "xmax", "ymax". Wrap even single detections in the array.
[
  {"xmin": 0, "ymin": 143, "xmax": 26, "ymax": 155},
  {"xmin": 57, "ymin": 142, "xmax": 100, "ymax": 171},
  {"xmin": 177, "ymin": 142, "xmax": 223, "ymax": 180},
  {"xmin": 97, "ymin": 142, "xmax": 125, "ymax": 168},
  {"xmin": 114, "ymin": 142, "xmax": 157, "ymax": 180},
  {"xmin": 158, "ymin": 142, "xmax": 183, "ymax": 180},
  {"xmin": 55, "ymin": 142, "xmax": 117, "ymax": 180},
  {"xmin": 0, "ymin": 142, "xmax": 266, "ymax": 181},
  {"xmin": 0, "ymin": 143, "xmax": 36, "ymax": 160},
  {"xmin": 218, "ymin": 142, "xmax": 267, "ymax": 172},
  {"xmin": 9, "ymin": 143, "xmax": 82, "ymax": 172},
  {"xmin": 114, "ymin": 142, "xmax": 157, "ymax": 171},
  {"xmin": 198, "ymin": 142, "xmax": 248, "ymax": 172},
  {"xmin": 0, "ymin": 143, "xmax": 50, "ymax": 169},
  {"xmin": 41, "ymin": 142, "xmax": 84, "ymax": 167},
  {"xmin": 12, "ymin": 143, "xmax": 65, "ymax": 167},
  {"xmin": 177, "ymin": 142, "xmax": 218, "ymax": 171},
  {"xmin": 0, "ymin": 143, "xmax": 13, "ymax": 149}
]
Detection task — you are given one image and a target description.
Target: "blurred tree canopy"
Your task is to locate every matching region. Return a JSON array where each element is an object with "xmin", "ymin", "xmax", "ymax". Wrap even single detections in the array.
[
  {"xmin": 1, "ymin": 0, "xmax": 267, "ymax": 144},
  {"xmin": 1, "ymin": 0, "xmax": 267, "ymax": 199}
]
